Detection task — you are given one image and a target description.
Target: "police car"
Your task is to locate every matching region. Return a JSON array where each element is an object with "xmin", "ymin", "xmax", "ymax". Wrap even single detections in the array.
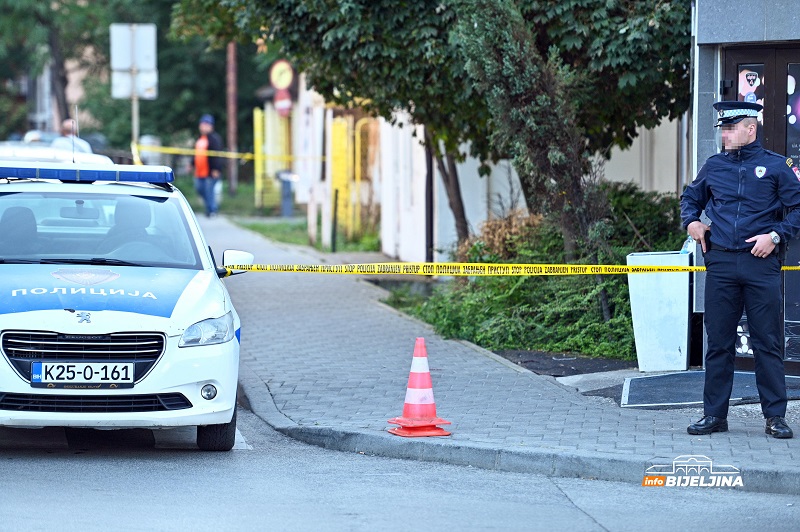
[{"xmin": 0, "ymin": 161, "xmax": 253, "ymax": 451}]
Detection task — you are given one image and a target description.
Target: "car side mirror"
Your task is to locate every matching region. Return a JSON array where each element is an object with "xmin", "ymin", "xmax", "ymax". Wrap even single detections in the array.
[{"xmin": 217, "ymin": 249, "xmax": 255, "ymax": 278}]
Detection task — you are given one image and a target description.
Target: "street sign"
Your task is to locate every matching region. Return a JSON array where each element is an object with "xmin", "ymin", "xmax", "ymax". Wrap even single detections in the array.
[
  {"xmin": 270, "ymin": 60, "xmax": 294, "ymax": 90},
  {"xmin": 110, "ymin": 23, "xmax": 158, "ymax": 100},
  {"xmin": 110, "ymin": 23, "xmax": 158, "ymax": 143},
  {"xmin": 274, "ymin": 88, "xmax": 292, "ymax": 118},
  {"xmin": 111, "ymin": 70, "xmax": 158, "ymax": 100},
  {"xmin": 110, "ymin": 23, "xmax": 157, "ymax": 71}
]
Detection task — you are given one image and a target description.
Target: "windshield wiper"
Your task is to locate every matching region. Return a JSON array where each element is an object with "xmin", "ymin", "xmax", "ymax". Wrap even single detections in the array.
[{"xmin": 38, "ymin": 258, "xmax": 148, "ymax": 267}]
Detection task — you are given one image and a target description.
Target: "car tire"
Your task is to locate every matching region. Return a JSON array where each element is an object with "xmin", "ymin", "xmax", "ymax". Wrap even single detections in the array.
[{"xmin": 196, "ymin": 405, "xmax": 237, "ymax": 451}]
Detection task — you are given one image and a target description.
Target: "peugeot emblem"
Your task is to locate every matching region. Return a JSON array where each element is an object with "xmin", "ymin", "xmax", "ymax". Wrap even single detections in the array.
[{"xmin": 77, "ymin": 312, "xmax": 91, "ymax": 324}]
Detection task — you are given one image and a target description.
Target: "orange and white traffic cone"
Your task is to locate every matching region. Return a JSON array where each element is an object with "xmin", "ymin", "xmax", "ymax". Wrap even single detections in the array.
[{"xmin": 388, "ymin": 337, "xmax": 451, "ymax": 437}]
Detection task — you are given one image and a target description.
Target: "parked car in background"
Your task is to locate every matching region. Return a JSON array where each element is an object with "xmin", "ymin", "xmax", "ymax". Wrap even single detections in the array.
[
  {"xmin": 22, "ymin": 130, "xmax": 60, "ymax": 145},
  {"xmin": 0, "ymin": 142, "xmax": 112, "ymax": 165}
]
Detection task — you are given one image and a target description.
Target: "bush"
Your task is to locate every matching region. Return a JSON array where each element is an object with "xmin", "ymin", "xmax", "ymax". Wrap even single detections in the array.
[{"xmin": 400, "ymin": 181, "xmax": 686, "ymax": 360}]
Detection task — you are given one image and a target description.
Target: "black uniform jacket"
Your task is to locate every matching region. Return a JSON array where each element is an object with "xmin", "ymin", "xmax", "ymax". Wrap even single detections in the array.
[{"xmin": 681, "ymin": 141, "xmax": 800, "ymax": 251}]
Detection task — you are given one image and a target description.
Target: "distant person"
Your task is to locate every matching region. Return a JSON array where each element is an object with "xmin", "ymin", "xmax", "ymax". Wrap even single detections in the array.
[
  {"xmin": 191, "ymin": 114, "xmax": 224, "ymax": 217},
  {"xmin": 51, "ymin": 119, "xmax": 93, "ymax": 153}
]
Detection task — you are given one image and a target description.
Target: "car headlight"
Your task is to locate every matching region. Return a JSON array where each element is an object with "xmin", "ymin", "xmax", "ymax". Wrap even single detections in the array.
[{"xmin": 179, "ymin": 312, "xmax": 234, "ymax": 347}]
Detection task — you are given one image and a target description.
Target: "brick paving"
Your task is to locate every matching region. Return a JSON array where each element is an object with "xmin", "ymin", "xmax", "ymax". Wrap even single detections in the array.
[{"xmin": 201, "ymin": 215, "xmax": 800, "ymax": 493}]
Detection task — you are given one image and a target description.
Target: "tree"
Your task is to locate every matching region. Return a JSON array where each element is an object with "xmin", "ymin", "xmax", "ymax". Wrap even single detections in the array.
[
  {"xmin": 81, "ymin": 2, "xmax": 268, "ymax": 151},
  {"xmin": 171, "ymin": 0, "xmax": 691, "ymax": 247},
  {"xmin": 171, "ymin": 0, "xmax": 499, "ymax": 244},
  {"xmin": 0, "ymin": 43, "xmax": 34, "ymax": 139},
  {"xmin": 515, "ymin": 0, "xmax": 691, "ymax": 153},
  {"xmin": 457, "ymin": 2, "xmax": 591, "ymax": 258},
  {"xmin": 0, "ymin": 1, "xmax": 135, "ymax": 124},
  {"xmin": 455, "ymin": 0, "xmax": 690, "ymax": 320},
  {"xmin": 0, "ymin": 0, "xmax": 267, "ymax": 151}
]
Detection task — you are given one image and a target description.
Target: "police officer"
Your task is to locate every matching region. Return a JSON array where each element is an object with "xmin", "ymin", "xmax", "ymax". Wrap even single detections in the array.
[{"xmin": 681, "ymin": 100, "xmax": 800, "ymax": 439}]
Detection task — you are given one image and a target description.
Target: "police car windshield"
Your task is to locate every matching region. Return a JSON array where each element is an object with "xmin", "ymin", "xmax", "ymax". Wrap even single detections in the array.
[{"xmin": 0, "ymin": 192, "xmax": 202, "ymax": 269}]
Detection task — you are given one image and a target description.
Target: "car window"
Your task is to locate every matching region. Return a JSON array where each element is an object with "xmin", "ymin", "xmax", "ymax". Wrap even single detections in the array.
[{"xmin": 0, "ymin": 192, "xmax": 201, "ymax": 269}]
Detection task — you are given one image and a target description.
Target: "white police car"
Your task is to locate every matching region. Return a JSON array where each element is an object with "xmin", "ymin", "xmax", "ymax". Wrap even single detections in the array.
[{"xmin": 0, "ymin": 161, "xmax": 253, "ymax": 451}]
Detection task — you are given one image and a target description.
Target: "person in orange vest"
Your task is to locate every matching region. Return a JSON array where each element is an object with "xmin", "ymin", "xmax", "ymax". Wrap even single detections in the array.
[{"xmin": 192, "ymin": 114, "xmax": 224, "ymax": 217}]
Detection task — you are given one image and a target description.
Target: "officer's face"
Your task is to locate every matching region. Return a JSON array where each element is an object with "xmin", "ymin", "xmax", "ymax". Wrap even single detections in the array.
[{"xmin": 721, "ymin": 120, "xmax": 756, "ymax": 151}]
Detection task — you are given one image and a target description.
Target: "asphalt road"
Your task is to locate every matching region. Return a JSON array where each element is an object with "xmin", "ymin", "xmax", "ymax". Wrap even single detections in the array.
[{"xmin": 1, "ymin": 404, "xmax": 797, "ymax": 531}]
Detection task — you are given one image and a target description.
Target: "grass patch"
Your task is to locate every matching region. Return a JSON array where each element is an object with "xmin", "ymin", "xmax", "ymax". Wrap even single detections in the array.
[
  {"xmin": 174, "ymin": 173, "xmax": 380, "ymax": 252},
  {"xmin": 240, "ymin": 219, "xmax": 311, "ymax": 246},
  {"xmin": 173, "ymin": 174, "xmax": 282, "ymax": 217},
  {"xmin": 240, "ymin": 217, "xmax": 381, "ymax": 252}
]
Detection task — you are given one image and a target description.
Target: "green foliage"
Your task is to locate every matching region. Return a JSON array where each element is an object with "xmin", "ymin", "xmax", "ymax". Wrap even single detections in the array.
[
  {"xmin": 77, "ymin": 0, "xmax": 268, "ymax": 150},
  {"xmin": 0, "ymin": 0, "xmax": 268, "ymax": 150},
  {"xmin": 172, "ymin": 0, "xmax": 498, "ymax": 170},
  {"xmin": 383, "ymin": 285, "xmax": 429, "ymax": 312},
  {"xmin": 175, "ymin": 173, "xmax": 382, "ymax": 251},
  {"xmin": 517, "ymin": 0, "xmax": 691, "ymax": 152},
  {"xmin": 240, "ymin": 220, "xmax": 311, "ymax": 246},
  {"xmin": 457, "ymin": 2, "xmax": 591, "ymax": 239},
  {"xmin": 603, "ymin": 181, "xmax": 685, "ymax": 253},
  {"xmin": 403, "ymin": 183, "xmax": 685, "ymax": 360},
  {"xmin": 173, "ymin": 174, "xmax": 280, "ymax": 217},
  {"xmin": 0, "ymin": 85, "xmax": 27, "ymax": 140},
  {"xmin": 172, "ymin": 0, "xmax": 692, "ymax": 249}
]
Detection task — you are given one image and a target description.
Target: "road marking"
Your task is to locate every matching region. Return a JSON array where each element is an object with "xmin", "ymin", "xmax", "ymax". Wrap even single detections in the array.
[{"xmin": 233, "ymin": 429, "xmax": 252, "ymax": 450}]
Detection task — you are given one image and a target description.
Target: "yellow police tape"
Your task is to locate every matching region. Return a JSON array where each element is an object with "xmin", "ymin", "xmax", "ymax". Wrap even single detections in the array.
[
  {"xmin": 219, "ymin": 262, "xmax": 800, "ymax": 277},
  {"xmin": 134, "ymin": 144, "xmax": 255, "ymax": 161},
  {"xmin": 222, "ymin": 262, "xmax": 800, "ymax": 277}
]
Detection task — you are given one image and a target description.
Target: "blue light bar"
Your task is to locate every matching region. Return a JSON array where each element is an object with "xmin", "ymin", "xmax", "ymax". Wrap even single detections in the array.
[{"xmin": 0, "ymin": 160, "xmax": 174, "ymax": 183}]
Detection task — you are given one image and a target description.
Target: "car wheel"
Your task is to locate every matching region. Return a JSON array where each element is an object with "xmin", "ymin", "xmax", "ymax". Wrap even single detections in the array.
[{"xmin": 196, "ymin": 405, "xmax": 237, "ymax": 451}]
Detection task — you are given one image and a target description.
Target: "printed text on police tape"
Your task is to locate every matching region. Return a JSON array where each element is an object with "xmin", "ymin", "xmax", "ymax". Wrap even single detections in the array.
[{"xmin": 221, "ymin": 263, "xmax": 736, "ymax": 276}]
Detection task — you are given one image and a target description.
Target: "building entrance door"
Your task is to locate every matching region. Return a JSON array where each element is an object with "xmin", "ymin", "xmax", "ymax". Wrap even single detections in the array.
[{"xmin": 722, "ymin": 46, "xmax": 800, "ymax": 374}]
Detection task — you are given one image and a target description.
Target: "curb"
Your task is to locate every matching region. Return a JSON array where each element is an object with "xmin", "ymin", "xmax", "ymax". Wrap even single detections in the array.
[{"xmin": 238, "ymin": 362, "xmax": 800, "ymax": 496}]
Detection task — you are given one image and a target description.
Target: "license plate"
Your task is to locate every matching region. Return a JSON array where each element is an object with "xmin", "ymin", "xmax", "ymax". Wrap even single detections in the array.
[{"xmin": 31, "ymin": 361, "xmax": 135, "ymax": 389}]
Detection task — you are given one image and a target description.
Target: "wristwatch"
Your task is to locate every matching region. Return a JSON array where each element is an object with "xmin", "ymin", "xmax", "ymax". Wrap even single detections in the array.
[{"xmin": 769, "ymin": 231, "xmax": 781, "ymax": 244}]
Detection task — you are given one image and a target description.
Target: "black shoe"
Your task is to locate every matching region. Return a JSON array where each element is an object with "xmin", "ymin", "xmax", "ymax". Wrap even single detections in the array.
[
  {"xmin": 765, "ymin": 416, "xmax": 794, "ymax": 439},
  {"xmin": 687, "ymin": 416, "xmax": 728, "ymax": 435}
]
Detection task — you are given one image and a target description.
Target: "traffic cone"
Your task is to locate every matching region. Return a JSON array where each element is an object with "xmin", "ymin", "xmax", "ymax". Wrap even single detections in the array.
[{"xmin": 388, "ymin": 337, "xmax": 451, "ymax": 437}]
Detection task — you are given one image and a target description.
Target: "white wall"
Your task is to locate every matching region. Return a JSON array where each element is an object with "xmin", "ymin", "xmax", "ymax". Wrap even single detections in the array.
[
  {"xmin": 434, "ymin": 156, "xmax": 523, "ymax": 262},
  {"xmin": 604, "ymin": 118, "xmax": 685, "ymax": 194},
  {"xmin": 378, "ymin": 115, "xmax": 427, "ymax": 262},
  {"xmin": 294, "ymin": 90, "xmax": 680, "ymax": 262},
  {"xmin": 291, "ymin": 76, "xmax": 325, "ymax": 205}
]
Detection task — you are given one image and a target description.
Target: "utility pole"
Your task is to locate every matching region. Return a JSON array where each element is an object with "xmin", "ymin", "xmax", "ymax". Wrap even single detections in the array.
[{"xmin": 226, "ymin": 41, "xmax": 238, "ymax": 194}]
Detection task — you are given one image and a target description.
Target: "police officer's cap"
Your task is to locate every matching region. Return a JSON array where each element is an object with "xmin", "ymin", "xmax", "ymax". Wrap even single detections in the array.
[{"xmin": 713, "ymin": 101, "xmax": 762, "ymax": 127}]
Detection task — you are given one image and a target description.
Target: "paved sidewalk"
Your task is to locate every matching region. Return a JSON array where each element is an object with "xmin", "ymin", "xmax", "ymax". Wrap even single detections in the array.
[{"xmin": 201, "ymin": 216, "xmax": 800, "ymax": 495}]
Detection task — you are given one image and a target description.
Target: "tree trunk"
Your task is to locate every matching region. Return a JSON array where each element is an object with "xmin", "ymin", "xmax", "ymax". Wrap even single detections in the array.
[
  {"xmin": 425, "ymin": 130, "xmax": 470, "ymax": 244},
  {"xmin": 445, "ymin": 153, "xmax": 470, "ymax": 243},
  {"xmin": 596, "ymin": 274, "xmax": 612, "ymax": 322},
  {"xmin": 48, "ymin": 26, "xmax": 69, "ymax": 123},
  {"xmin": 560, "ymin": 210, "xmax": 577, "ymax": 262}
]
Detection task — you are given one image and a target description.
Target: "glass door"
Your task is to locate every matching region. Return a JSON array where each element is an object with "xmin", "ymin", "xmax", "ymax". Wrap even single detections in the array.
[{"xmin": 724, "ymin": 47, "xmax": 800, "ymax": 372}]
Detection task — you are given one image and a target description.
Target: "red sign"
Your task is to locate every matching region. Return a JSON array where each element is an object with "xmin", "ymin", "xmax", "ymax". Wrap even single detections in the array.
[{"xmin": 274, "ymin": 88, "xmax": 292, "ymax": 118}]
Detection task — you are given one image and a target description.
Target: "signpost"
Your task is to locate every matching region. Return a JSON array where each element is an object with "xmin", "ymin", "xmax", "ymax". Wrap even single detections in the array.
[
  {"xmin": 110, "ymin": 23, "xmax": 158, "ymax": 145},
  {"xmin": 270, "ymin": 60, "xmax": 294, "ymax": 118}
]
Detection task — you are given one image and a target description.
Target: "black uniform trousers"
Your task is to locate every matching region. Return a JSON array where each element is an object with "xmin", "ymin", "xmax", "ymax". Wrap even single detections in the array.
[{"xmin": 703, "ymin": 248, "xmax": 787, "ymax": 418}]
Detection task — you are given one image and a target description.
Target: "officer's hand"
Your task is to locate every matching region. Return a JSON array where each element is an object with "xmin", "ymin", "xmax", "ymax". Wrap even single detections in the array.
[
  {"xmin": 687, "ymin": 221, "xmax": 710, "ymax": 253},
  {"xmin": 746, "ymin": 234, "xmax": 776, "ymax": 258}
]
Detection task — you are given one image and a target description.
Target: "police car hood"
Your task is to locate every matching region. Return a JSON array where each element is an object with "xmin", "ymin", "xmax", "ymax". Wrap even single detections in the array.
[{"xmin": 0, "ymin": 265, "xmax": 226, "ymax": 335}]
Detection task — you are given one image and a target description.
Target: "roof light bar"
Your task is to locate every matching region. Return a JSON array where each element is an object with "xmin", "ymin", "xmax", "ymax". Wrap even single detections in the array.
[{"xmin": 0, "ymin": 160, "xmax": 174, "ymax": 183}]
